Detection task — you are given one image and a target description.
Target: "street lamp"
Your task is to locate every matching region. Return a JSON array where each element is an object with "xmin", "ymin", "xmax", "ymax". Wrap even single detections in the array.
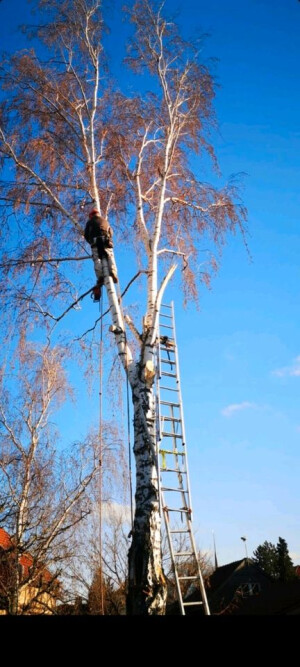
[{"xmin": 241, "ymin": 536, "xmax": 248, "ymax": 563}]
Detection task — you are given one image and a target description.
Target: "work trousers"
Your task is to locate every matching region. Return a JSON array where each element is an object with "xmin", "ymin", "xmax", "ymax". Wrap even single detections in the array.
[{"xmin": 91, "ymin": 246, "xmax": 118, "ymax": 282}]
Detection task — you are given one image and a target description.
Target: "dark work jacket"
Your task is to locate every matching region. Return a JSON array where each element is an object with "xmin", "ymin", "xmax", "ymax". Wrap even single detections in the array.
[{"xmin": 84, "ymin": 215, "xmax": 113, "ymax": 256}]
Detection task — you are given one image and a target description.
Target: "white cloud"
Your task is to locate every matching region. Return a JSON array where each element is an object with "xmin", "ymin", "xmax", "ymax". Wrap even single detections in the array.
[
  {"xmin": 290, "ymin": 552, "xmax": 300, "ymax": 563},
  {"xmin": 221, "ymin": 401, "xmax": 257, "ymax": 418},
  {"xmin": 102, "ymin": 501, "xmax": 132, "ymax": 523},
  {"xmin": 272, "ymin": 355, "xmax": 300, "ymax": 378}
]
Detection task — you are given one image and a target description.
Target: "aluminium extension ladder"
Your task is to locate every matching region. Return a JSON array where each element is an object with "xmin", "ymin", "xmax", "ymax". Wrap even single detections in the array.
[{"xmin": 155, "ymin": 302, "xmax": 210, "ymax": 615}]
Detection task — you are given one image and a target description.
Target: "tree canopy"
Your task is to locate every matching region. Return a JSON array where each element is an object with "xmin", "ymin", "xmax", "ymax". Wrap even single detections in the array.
[
  {"xmin": 253, "ymin": 537, "xmax": 296, "ymax": 582},
  {"xmin": 0, "ymin": 0, "xmax": 247, "ymax": 614}
]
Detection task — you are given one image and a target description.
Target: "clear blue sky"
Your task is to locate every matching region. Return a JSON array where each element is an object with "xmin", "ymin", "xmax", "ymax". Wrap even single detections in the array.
[{"xmin": 1, "ymin": 0, "xmax": 300, "ymax": 567}]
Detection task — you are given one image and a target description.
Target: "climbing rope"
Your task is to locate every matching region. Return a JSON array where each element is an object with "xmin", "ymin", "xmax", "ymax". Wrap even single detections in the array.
[
  {"xmin": 97, "ymin": 275, "xmax": 134, "ymax": 548},
  {"xmin": 98, "ymin": 292, "xmax": 105, "ymax": 615},
  {"xmin": 116, "ymin": 278, "xmax": 134, "ymax": 532},
  {"xmin": 126, "ymin": 368, "xmax": 134, "ymax": 531}
]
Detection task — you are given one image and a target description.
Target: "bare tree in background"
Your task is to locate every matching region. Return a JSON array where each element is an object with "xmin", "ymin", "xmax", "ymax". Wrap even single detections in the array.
[
  {"xmin": 0, "ymin": 341, "xmax": 102, "ymax": 614},
  {"xmin": 59, "ymin": 435, "xmax": 131, "ymax": 615},
  {"xmin": 0, "ymin": 0, "xmax": 246, "ymax": 614}
]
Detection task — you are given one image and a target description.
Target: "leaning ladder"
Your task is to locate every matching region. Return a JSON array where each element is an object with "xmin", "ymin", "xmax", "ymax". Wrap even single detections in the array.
[{"xmin": 155, "ymin": 302, "xmax": 210, "ymax": 616}]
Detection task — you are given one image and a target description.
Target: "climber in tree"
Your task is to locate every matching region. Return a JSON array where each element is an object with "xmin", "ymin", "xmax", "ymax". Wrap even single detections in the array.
[{"xmin": 84, "ymin": 208, "xmax": 118, "ymax": 300}]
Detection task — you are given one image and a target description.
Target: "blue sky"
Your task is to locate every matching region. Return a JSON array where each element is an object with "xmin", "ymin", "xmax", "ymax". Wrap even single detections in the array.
[{"xmin": 1, "ymin": 0, "xmax": 300, "ymax": 567}]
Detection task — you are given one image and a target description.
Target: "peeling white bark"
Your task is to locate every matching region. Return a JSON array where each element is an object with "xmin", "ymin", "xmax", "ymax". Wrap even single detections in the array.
[
  {"xmin": 101, "ymin": 247, "xmax": 172, "ymax": 614},
  {"xmin": 127, "ymin": 372, "xmax": 166, "ymax": 615}
]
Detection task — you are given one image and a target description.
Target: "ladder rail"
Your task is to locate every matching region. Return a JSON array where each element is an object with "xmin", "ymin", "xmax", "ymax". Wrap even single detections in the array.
[
  {"xmin": 155, "ymin": 342, "xmax": 162, "ymax": 516},
  {"xmin": 156, "ymin": 302, "xmax": 210, "ymax": 616},
  {"xmin": 163, "ymin": 509, "xmax": 186, "ymax": 615},
  {"xmin": 187, "ymin": 515, "xmax": 210, "ymax": 616},
  {"xmin": 169, "ymin": 403, "xmax": 189, "ymax": 511},
  {"xmin": 170, "ymin": 300, "xmax": 194, "ymax": 518}
]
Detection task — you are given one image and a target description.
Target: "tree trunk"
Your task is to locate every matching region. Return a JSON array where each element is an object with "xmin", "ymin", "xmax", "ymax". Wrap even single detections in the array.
[
  {"xmin": 126, "ymin": 365, "xmax": 167, "ymax": 615},
  {"xmin": 102, "ymin": 255, "xmax": 167, "ymax": 614}
]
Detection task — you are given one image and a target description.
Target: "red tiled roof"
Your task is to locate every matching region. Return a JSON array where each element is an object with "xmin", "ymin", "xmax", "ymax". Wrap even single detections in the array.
[
  {"xmin": 0, "ymin": 527, "xmax": 53, "ymax": 584},
  {"xmin": 20, "ymin": 553, "xmax": 33, "ymax": 578},
  {"xmin": 0, "ymin": 527, "xmax": 13, "ymax": 549},
  {"xmin": 41, "ymin": 568, "xmax": 53, "ymax": 583}
]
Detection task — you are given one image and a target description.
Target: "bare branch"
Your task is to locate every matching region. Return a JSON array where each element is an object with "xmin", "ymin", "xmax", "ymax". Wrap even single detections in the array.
[
  {"xmin": 50, "ymin": 287, "xmax": 94, "ymax": 327},
  {"xmin": 0, "ymin": 255, "xmax": 91, "ymax": 270},
  {"xmin": 150, "ymin": 263, "xmax": 177, "ymax": 345},
  {"xmin": 124, "ymin": 315, "xmax": 142, "ymax": 344},
  {"xmin": 0, "ymin": 127, "xmax": 82, "ymax": 233},
  {"xmin": 166, "ymin": 195, "xmax": 228, "ymax": 212},
  {"xmin": 157, "ymin": 248, "xmax": 185, "ymax": 257}
]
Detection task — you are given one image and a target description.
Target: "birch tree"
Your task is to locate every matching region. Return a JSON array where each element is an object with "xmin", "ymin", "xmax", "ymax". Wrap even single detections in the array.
[
  {"xmin": 0, "ymin": 340, "xmax": 103, "ymax": 614},
  {"xmin": 0, "ymin": 0, "xmax": 246, "ymax": 614}
]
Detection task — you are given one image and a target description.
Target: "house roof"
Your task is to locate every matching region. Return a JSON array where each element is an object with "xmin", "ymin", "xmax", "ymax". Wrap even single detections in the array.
[
  {"xmin": 168, "ymin": 557, "xmax": 300, "ymax": 615},
  {"xmin": 0, "ymin": 527, "xmax": 13, "ymax": 550},
  {"xmin": 208, "ymin": 558, "xmax": 248, "ymax": 593},
  {"xmin": 205, "ymin": 557, "xmax": 277, "ymax": 615},
  {"xmin": 0, "ymin": 526, "xmax": 53, "ymax": 584},
  {"xmin": 233, "ymin": 580, "xmax": 300, "ymax": 615}
]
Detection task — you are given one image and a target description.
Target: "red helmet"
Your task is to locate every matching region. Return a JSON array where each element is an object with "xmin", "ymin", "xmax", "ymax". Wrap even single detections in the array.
[{"xmin": 89, "ymin": 208, "xmax": 100, "ymax": 219}]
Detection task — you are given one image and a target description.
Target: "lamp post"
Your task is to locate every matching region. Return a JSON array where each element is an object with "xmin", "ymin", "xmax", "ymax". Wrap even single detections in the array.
[{"xmin": 241, "ymin": 536, "xmax": 248, "ymax": 563}]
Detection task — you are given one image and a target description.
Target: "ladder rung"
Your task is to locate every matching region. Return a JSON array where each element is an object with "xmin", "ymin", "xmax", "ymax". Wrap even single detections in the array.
[
  {"xmin": 159, "ymin": 449, "xmax": 185, "ymax": 455},
  {"xmin": 174, "ymin": 552, "xmax": 193, "ymax": 557},
  {"xmin": 163, "ymin": 508, "xmax": 190, "ymax": 513},
  {"xmin": 161, "ymin": 468, "xmax": 187, "ymax": 473},
  {"xmin": 183, "ymin": 601, "xmax": 203, "ymax": 607},
  {"xmin": 161, "ymin": 371, "xmax": 177, "ymax": 378},
  {"xmin": 170, "ymin": 529, "xmax": 189, "ymax": 534},
  {"xmin": 160, "ymin": 401, "xmax": 180, "ymax": 407},
  {"xmin": 160, "ymin": 358, "xmax": 176, "ymax": 365},
  {"xmin": 161, "ymin": 416, "xmax": 181, "ymax": 422},
  {"xmin": 160, "ymin": 324, "xmax": 173, "ymax": 330},
  {"xmin": 161, "ymin": 303, "xmax": 172, "ymax": 308},
  {"xmin": 161, "ymin": 432, "xmax": 183, "ymax": 438},
  {"xmin": 178, "ymin": 576, "xmax": 198, "ymax": 580},
  {"xmin": 161, "ymin": 487, "xmax": 188, "ymax": 493},
  {"xmin": 160, "ymin": 313, "xmax": 172, "ymax": 319},
  {"xmin": 160, "ymin": 386, "xmax": 179, "ymax": 392}
]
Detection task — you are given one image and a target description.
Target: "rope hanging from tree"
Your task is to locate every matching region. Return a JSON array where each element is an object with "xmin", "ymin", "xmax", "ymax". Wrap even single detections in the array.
[
  {"xmin": 115, "ymin": 279, "xmax": 134, "ymax": 532},
  {"xmin": 126, "ymin": 367, "xmax": 134, "ymax": 532},
  {"xmin": 98, "ymin": 292, "xmax": 104, "ymax": 615},
  {"xmin": 97, "ymin": 277, "xmax": 134, "ymax": 565}
]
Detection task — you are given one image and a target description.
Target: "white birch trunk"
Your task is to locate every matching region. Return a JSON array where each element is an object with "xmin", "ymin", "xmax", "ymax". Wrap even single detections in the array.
[
  {"xmin": 102, "ymin": 250, "xmax": 168, "ymax": 614},
  {"xmin": 126, "ymin": 346, "xmax": 166, "ymax": 615}
]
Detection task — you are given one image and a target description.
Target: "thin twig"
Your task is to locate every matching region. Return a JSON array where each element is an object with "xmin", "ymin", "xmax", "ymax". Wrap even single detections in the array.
[{"xmin": 53, "ymin": 287, "xmax": 94, "ymax": 325}]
